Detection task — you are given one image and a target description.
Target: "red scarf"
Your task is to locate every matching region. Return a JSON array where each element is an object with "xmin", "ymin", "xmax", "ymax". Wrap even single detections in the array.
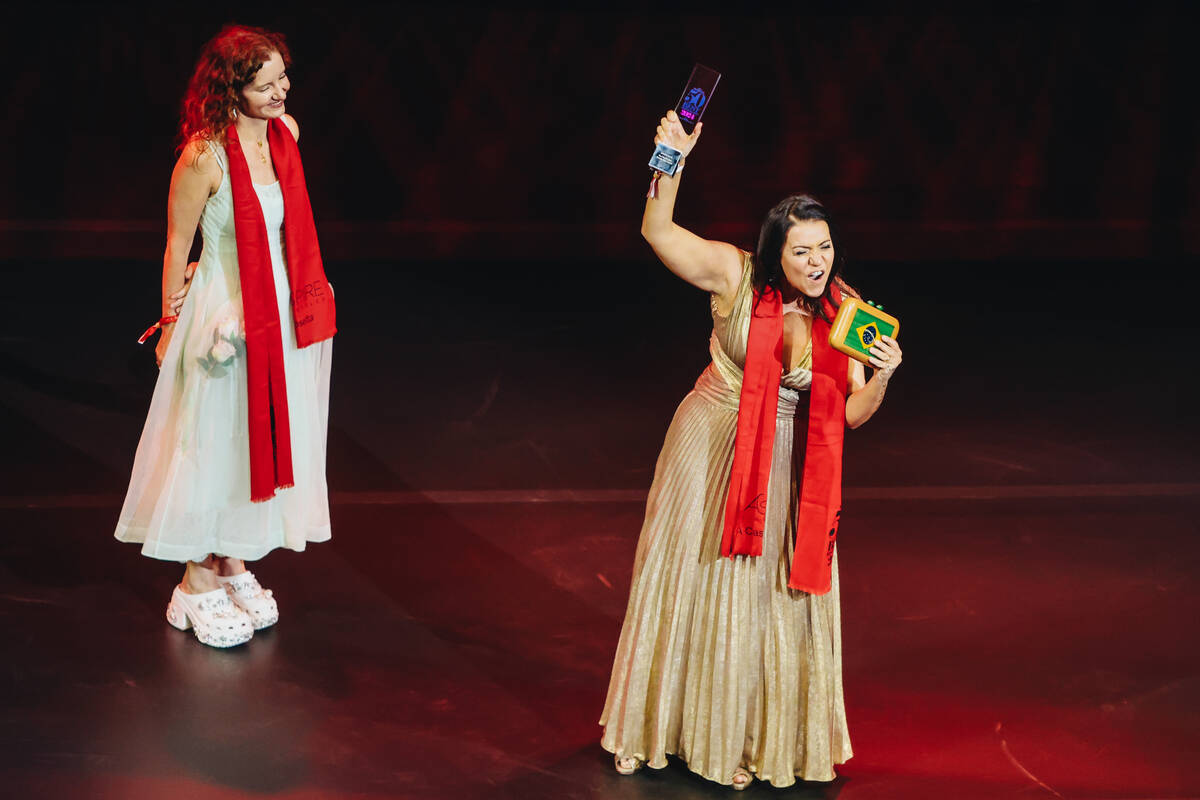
[
  {"xmin": 225, "ymin": 119, "xmax": 337, "ymax": 502},
  {"xmin": 720, "ymin": 287, "xmax": 848, "ymax": 594}
]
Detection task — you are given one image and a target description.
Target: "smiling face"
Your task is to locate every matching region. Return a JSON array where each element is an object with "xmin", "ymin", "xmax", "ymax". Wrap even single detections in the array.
[
  {"xmin": 780, "ymin": 218, "xmax": 834, "ymax": 299},
  {"xmin": 239, "ymin": 50, "xmax": 290, "ymax": 121}
]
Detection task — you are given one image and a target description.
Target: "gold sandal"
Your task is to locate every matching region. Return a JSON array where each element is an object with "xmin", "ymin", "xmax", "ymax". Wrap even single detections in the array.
[{"xmin": 614, "ymin": 754, "xmax": 644, "ymax": 775}]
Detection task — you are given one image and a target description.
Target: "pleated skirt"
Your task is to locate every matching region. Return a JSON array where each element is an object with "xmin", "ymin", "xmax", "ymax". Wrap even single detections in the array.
[{"xmin": 599, "ymin": 365, "xmax": 852, "ymax": 787}]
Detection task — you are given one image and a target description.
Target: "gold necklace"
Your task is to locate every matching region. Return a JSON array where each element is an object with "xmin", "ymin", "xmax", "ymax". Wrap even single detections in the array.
[{"xmin": 255, "ymin": 139, "xmax": 268, "ymax": 164}]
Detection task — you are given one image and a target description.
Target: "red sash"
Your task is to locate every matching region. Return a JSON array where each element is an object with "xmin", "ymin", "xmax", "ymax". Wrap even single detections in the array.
[
  {"xmin": 225, "ymin": 119, "xmax": 337, "ymax": 502},
  {"xmin": 720, "ymin": 288, "xmax": 848, "ymax": 594}
]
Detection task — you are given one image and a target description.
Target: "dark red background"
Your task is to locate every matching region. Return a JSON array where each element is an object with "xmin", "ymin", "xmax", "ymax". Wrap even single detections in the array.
[
  {"xmin": 2, "ymin": 3, "xmax": 1196, "ymax": 263},
  {"xmin": 1, "ymin": 5, "xmax": 1199, "ymax": 799}
]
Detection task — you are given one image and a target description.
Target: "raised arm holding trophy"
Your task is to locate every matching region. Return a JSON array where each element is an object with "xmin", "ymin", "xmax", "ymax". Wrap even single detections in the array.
[
  {"xmin": 601, "ymin": 71, "xmax": 903, "ymax": 790},
  {"xmin": 646, "ymin": 63, "xmax": 720, "ymax": 198}
]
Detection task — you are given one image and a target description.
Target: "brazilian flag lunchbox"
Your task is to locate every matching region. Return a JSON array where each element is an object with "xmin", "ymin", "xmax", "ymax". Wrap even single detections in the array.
[{"xmin": 828, "ymin": 298, "xmax": 899, "ymax": 365}]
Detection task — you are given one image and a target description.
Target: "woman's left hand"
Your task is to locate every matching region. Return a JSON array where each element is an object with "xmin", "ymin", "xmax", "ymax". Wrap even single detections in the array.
[
  {"xmin": 868, "ymin": 335, "xmax": 902, "ymax": 377},
  {"xmin": 167, "ymin": 261, "xmax": 198, "ymax": 315}
]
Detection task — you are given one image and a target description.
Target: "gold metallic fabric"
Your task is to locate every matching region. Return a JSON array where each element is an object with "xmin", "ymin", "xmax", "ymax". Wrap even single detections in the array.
[{"xmin": 600, "ymin": 256, "xmax": 852, "ymax": 787}]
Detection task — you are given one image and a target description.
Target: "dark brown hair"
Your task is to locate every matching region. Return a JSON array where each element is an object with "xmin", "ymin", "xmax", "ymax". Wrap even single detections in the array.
[{"xmin": 752, "ymin": 194, "xmax": 855, "ymax": 321}]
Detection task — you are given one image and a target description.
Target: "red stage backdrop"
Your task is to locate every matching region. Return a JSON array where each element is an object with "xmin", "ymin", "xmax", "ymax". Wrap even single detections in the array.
[{"xmin": 0, "ymin": 5, "xmax": 1196, "ymax": 261}]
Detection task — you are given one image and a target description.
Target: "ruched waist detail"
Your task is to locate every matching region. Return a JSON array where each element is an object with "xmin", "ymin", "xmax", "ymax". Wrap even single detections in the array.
[
  {"xmin": 693, "ymin": 364, "xmax": 805, "ymax": 419},
  {"xmin": 696, "ymin": 332, "xmax": 813, "ymax": 418}
]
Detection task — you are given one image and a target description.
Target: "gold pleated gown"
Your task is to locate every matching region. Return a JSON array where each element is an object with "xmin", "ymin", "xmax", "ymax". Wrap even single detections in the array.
[{"xmin": 600, "ymin": 255, "xmax": 852, "ymax": 787}]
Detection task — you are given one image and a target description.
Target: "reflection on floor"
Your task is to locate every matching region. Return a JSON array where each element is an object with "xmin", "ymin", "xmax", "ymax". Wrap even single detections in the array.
[{"xmin": 1, "ymin": 495, "xmax": 1198, "ymax": 799}]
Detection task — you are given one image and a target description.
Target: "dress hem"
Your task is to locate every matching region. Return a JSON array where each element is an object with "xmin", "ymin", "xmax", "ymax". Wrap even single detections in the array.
[
  {"xmin": 114, "ymin": 526, "xmax": 331, "ymax": 563},
  {"xmin": 598, "ymin": 738, "xmax": 846, "ymax": 788}
]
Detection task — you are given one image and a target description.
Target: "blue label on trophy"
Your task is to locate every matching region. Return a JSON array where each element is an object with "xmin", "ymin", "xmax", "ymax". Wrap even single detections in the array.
[
  {"xmin": 673, "ymin": 63, "xmax": 721, "ymax": 134},
  {"xmin": 679, "ymin": 88, "xmax": 707, "ymax": 123}
]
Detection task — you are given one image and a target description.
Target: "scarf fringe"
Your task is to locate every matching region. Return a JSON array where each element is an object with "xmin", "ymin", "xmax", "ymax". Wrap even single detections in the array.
[{"xmin": 250, "ymin": 482, "xmax": 295, "ymax": 504}]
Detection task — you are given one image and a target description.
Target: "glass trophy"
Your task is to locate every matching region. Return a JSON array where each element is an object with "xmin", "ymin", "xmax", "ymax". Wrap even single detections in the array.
[
  {"xmin": 647, "ymin": 63, "xmax": 721, "ymax": 197},
  {"xmin": 674, "ymin": 63, "xmax": 720, "ymax": 134}
]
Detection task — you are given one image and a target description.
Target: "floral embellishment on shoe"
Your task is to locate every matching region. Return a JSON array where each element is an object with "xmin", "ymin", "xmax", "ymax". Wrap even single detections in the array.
[
  {"xmin": 218, "ymin": 571, "xmax": 279, "ymax": 630},
  {"xmin": 165, "ymin": 585, "xmax": 253, "ymax": 648}
]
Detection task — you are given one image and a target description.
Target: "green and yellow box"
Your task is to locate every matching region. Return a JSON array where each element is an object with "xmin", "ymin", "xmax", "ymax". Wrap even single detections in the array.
[{"xmin": 828, "ymin": 298, "xmax": 900, "ymax": 364}]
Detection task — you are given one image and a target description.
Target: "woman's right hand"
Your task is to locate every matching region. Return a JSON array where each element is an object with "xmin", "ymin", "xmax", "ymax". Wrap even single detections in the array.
[{"xmin": 655, "ymin": 109, "xmax": 702, "ymax": 159}]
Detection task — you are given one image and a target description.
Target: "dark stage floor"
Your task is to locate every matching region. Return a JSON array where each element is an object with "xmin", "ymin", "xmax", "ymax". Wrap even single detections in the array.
[{"xmin": 1, "ymin": 257, "xmax": 1198, "ymax": 799}]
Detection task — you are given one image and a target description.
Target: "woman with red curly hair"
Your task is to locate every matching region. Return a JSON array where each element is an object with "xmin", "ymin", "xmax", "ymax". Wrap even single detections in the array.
[{"xmin": 114, "ymin": 25, "xmax": 337, "ymax": 648}]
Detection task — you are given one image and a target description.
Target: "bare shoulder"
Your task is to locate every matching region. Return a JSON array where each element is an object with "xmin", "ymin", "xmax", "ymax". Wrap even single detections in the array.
[
  {"xmin": 282, "ymin": 114, "xmax": 300, "ymax": 141},
  {"xmin": 176, "ymin": 137, "xmax": 222, "ymax": 191},
  {"xmin": 178, "ymin": 137, "xmax": 217, "ymax": 169}
]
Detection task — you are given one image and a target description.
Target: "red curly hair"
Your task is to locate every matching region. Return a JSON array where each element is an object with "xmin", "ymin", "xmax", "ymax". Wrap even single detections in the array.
[{"xmin": 178, "ymin": 24, "xmax": 291, "ymax": 151}]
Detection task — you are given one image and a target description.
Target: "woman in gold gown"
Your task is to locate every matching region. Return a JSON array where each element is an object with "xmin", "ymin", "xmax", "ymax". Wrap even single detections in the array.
[{"xmin": 599, "ymin": 111, "xmax": 903, "ymax": 789}]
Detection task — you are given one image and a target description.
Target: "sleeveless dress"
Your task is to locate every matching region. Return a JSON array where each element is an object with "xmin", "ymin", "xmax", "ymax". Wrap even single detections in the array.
[
  {"xmin": 600, "ymin": 254, "xmax": 852, "ymax": 787},
  {"xmin": 114, "ymin": 143, "xmax": 333, "ymax": 563}
]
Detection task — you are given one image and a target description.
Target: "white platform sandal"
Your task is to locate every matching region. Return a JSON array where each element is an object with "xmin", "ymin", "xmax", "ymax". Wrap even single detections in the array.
[
  {"xmin": 166, "ymin": 585, "xmax": 254, "ymax": 647},
  {"xmin": 217, "ymin": 571, "xmax": 279, "ymax": 630}
]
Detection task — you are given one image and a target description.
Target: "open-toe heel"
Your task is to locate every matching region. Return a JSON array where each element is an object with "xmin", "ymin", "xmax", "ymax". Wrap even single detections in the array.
[
  {"xmin": 614, "ymin": 754, "xmax": 644, "ymax": 775},
  {"xmin": 731, "ymin": 766, "xmax": 754, "ymax": 791}
]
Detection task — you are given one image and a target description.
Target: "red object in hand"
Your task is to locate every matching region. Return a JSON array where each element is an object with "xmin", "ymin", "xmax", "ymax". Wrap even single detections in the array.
[{"xmin": 137, "ymin": 315, "xmax": 179, "ymax": 344}]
